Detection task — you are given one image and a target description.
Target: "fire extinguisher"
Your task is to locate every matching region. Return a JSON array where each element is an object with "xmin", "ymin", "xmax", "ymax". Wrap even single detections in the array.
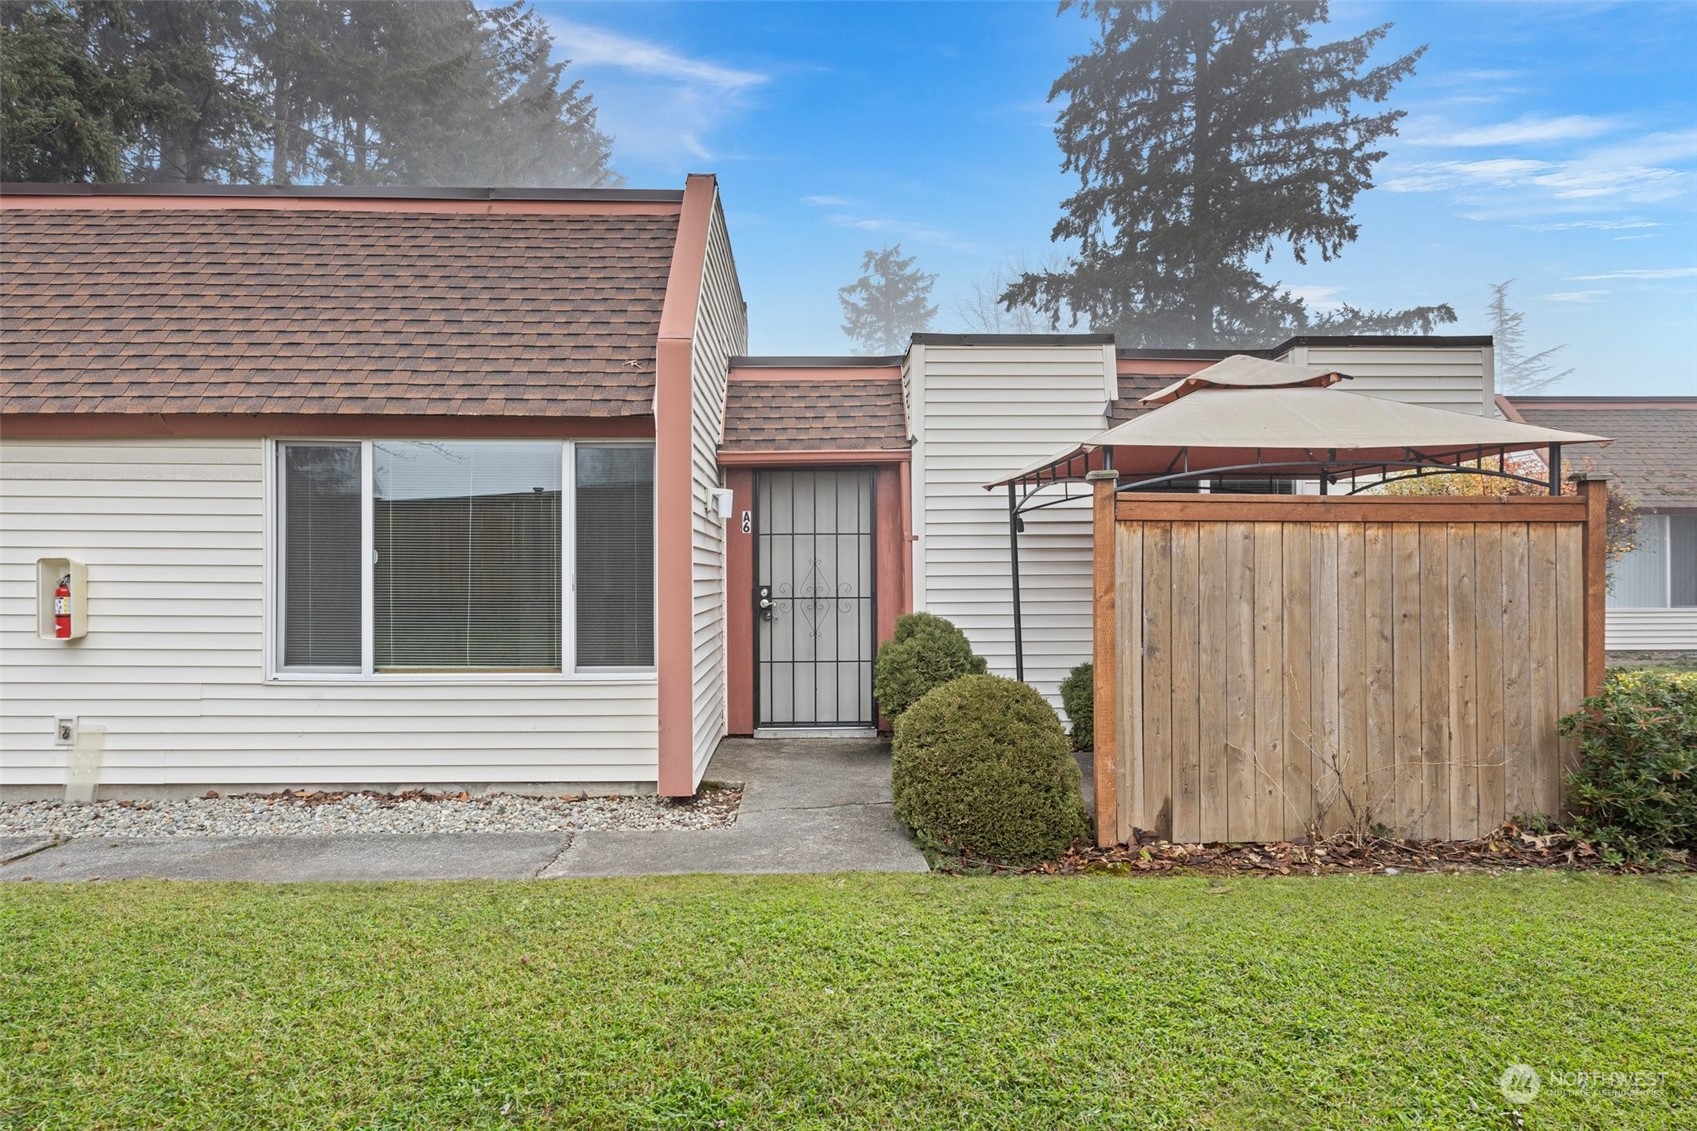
[{"xmin": 54, "ymin": 574, "xmax": 72, "ymax": 639}]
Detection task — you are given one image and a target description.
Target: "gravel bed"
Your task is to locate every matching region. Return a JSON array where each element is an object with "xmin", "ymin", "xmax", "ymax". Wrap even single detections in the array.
[{"xmin": 0, "ymin": 787, "xmax": 741, "ymax": 839}]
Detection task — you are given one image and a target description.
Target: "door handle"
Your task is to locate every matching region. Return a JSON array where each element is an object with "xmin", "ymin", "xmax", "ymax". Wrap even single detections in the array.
[{"xmin": 757, "ymin": 585, "xmax": 774, "ymax": 621}]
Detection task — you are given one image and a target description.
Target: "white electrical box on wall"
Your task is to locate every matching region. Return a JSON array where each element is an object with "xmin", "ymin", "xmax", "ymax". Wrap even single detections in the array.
[{"xmin": 37, "ymin": 557, "xmax": 88, "ymax": 641}]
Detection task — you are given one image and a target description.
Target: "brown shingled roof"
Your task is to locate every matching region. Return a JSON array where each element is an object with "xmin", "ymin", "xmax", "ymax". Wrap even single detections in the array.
[
  {"xmin": 721, "ymin": 375, "xmax": 908, "ymax": 453},
  {"xmin": 1, "ymin": 207, "xmax": 679, "ymax": 416},
  {"xmin": 1505, "ymin": 396, "xmax": 1697, "ymax": 511},
  {"xmin": 1110, "ymin": 372, "xmax": 1179, "ymax": 422}
]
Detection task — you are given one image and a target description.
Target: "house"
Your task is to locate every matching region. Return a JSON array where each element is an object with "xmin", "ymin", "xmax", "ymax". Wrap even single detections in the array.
[
  {"xmin": 2, "ymin": 179, "xmax": 742, "ymax": 798},
  {"xmin": 1, "ymin": 180, "xmax": 1504, "ymax": 799},
  {"xmin": 1500, "ymin": 395, "xmax": 1697, "ymax": 656}
]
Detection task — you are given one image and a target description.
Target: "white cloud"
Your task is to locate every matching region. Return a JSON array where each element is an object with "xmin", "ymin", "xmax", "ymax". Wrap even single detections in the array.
[
  {"xmin": 547, "ymin": 20, "xmax": 768, "ymax": 166},
  {"xmin": 1426, "ymin": 68, "xmax": 1529, "ymax": 87},
  {"xmin": 1585, "ymin": 128, "xmax": 1697, "ymax": 167},
  {"xmin": 1538, "ymin": 290, "xmax": 1608, "ymax": 303},
  {"xmin": 824, "ymin": 212, "xmax": 979, "ymax": 253},
  {"xmin": 1285, "ymin": 284, "xmax": 1345, "ymax": 312},
  {"xmin": 1529, "ymin": 165, "xmax": 1686, "ymax": 202},
  {"xmin": 1384, "ymin": 110, "xmax": 1696, "ymax": 221},
  {"xmin": 1521, "ymin": 218, "xmax": 1661, "ymax": 232},
  {"xmin": 552, "ymin": 21, "xmax": 766, "ymax": 92},
  {"xmin": 1385, "ymin": 144, "xmax": 1693, "ymax": 209},
  {"xmin": 1571, "ymin": 267, "xmax": 1697, "ymax": 281},
  {"xmin": 1404, "ymin": 114, "xmax": 1619, "ymax": 148},
  {"xmin": 803, "ymin": 192, "xmax": 979, "ymax": 254},
  {"xmin": 1383, "ymin": 158, "xmax": 1554, "ymax": 193}
]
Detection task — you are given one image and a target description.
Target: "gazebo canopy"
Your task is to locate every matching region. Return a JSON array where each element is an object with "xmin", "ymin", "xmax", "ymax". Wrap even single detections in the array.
[
  {"xmin": 1138, "ymin": 353, "xmax": 1348, "ymax": 405},
  {"xmin": 987, "ymin": 352, "xmax": 1611, "ymax": 685},
  {"xmin": 991, "ymin": 354, "xmax": 1609, "ymax": 492}
]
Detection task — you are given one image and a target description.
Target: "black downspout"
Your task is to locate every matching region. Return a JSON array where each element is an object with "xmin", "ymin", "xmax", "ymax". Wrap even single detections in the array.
[
  {"xmin": 1548, "ymin": 444, "xmax": 1562, "ymax": 495},
  {"xmin": 1008, "ymin": 481, "xmax": 1024, "ymax": 683}
]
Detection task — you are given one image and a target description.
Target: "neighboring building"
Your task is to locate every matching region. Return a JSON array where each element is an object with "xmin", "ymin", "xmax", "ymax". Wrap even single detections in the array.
[
  {"xmin": 1, "ymin": 181, "xmax": 1505, "ymax": 798},
  {"xmin": 1501, "ymin": 395, "xmax": 1697, "ymax": 656}
]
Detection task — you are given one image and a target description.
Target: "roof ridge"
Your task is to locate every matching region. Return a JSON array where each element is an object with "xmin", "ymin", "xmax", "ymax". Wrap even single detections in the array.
[
  {"xmin": 2, "ymin": 183, "xmax": 685, "ymax": 202},
  {"xmin": 1506, "ymin": 396, "xmax": 1697, "ymax": 404}
]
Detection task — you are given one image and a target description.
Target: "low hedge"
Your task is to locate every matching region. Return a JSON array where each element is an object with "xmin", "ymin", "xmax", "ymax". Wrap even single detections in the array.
[
  {"xmin": 1058, "ymin": 662, "xmax": 1093, "ymax": 750},
  {"xmin": 891, "ymin": 674, "xmax": 1090, "ymax": 864},
  {"xmin": 1559, "ymin": 670, "xmax": 1697, "ymax": 864},
  {"xmin": 873, "ymin": 612, "xmax": 986, "ymax": 723}
]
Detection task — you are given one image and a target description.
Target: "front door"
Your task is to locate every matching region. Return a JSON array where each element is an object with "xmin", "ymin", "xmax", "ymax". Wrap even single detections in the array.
[{"xmin": 755, "ymin": 469, "xmax": 876, "ymax": 727}]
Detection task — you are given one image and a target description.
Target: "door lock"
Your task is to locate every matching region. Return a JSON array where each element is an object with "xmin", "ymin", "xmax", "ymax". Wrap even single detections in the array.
[{"xmin": 757, "ymin": 585, "xmax": 774, "ymax": 621}]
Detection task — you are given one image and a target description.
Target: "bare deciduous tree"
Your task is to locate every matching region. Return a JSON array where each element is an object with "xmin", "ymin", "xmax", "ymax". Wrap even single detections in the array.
[{"xmin": 953, "ymin": 259, "xmax": 1079, "ymax": 334}]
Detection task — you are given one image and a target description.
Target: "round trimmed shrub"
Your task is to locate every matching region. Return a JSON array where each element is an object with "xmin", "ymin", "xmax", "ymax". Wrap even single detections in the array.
[
  {"xmin": 1058, "ymin": 661, "xmax": 1094, "ymax": 750},
  {"xmin": 892, "ymin": 611, "xmax": 961, "ymax": 643},
  {"xmin": 874, "ymin": 612, "xmax": 987, "ymax": 723},
  {"xmin": 892, "ymin": 673, "xmax": 1090, "ymax": 863}
]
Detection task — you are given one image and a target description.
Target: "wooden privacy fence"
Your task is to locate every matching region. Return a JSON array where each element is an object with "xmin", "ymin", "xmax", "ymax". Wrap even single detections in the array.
[{"xmin": 1089, "ymin": 476, "xmax": 1609, "ymax": 847}]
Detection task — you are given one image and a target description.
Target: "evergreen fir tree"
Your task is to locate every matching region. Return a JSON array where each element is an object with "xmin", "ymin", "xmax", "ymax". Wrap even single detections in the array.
[
  {"xmin": 838, "ymin": 245, "xmax": 938, "ymax": 355},
  {"xmin": 0, "ymin": 0, "xmax": 616, "ymax": 188},
  {"xmin": 1005, "ymin": 1, "xmax": 1450, "ymax": 347},
  {"xmin": 122, "ymin": 0, "xmax": 267, "ymax": 183},
  {"xmin": 1, "ymin": 1, "xmax": 142, "ymax": 182}
]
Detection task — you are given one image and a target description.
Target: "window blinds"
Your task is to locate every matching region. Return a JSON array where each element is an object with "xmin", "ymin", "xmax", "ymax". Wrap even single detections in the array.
[
  {"xmin": 281, "ymin": 444, "xmax": 362, "ymax": 669},
  {"xmin": 373, "ymin": 441, "xmax": 563, "ymax": 672},
  {"xmin": 1672, "ymin": 516, "xmax": 1697, "ymax": 608},
  {"xmin": 575, "ymin": 446, "xmax": 655, "ymax": 668}
]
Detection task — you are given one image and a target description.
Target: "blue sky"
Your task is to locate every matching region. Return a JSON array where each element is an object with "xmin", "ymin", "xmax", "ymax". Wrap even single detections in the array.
[{"xmin": 538, "ymin": 1, "xmax": 1696, "ymax": 395}]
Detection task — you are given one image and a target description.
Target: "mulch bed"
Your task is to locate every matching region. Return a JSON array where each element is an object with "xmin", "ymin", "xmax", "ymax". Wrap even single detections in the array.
[
  {"xmin": 666, "ymin": 785, "xmax": 744, "ymax": 820},
  {"xmin": 940, "ymin": 822, "xmax": 1693, "ymax": 877}
]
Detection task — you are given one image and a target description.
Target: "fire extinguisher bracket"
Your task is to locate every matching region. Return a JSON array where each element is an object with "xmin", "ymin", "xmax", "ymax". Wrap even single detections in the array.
[{"xmin": 37, "ymin": 558, "xmax": 88, "ymax": 641}]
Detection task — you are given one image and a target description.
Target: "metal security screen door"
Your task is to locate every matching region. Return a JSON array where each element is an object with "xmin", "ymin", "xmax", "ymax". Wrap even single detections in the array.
[{"xmin": 755, "ymin": 469, "xmax": 876, "ymax": 727}]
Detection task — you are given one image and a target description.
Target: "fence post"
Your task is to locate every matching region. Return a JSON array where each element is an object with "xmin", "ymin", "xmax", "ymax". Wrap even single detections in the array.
[
  {"xmin": 1575, "ymin": 473, "xmax": 1610, "ymax": 698},
  {"xmin": 1088, "ymin": 469, "xmax": 1119, "ymax": 847}
]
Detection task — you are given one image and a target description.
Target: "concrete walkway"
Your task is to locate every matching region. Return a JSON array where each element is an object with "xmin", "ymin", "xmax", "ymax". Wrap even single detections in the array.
[
  {"xmin": 540, "ymin": 737, "xmax": 928, "ymax": 877},
  {"xmin": 0, "ymin": 737, "xmax": 927, "ymax": 882},
  {"xmin": 0, "ymin": 832, "xmax": 573, "ymax": 883}
]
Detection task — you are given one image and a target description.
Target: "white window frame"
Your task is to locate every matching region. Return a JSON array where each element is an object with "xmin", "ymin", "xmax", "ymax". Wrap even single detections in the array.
[{"xmin": 265, "ymin": 438, "xmax": 657, "ymax": 683}]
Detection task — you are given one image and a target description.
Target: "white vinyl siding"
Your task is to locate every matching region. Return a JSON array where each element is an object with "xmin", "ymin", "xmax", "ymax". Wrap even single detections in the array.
[
  {"xmin": 1606, "ymin": 609, "xmax": 1697, "ymax": 652},
  {"xmin": 1285, "ymin": 343, "xmax": 1495, "ymax": 415},
  {"xmin": 1, "ymin": 439, "xmax": 657, "ymax": 792},
  {"xmin": 688, "ymin": 200, "xmax": 748, "ymax": 784},
  {"xmin": 908, "ymin": 343, "xmax": 1117, "ymax": 709}
]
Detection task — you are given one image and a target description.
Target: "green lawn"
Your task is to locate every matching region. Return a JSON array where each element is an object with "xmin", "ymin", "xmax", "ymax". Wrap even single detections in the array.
[{"xmin": 3, "ymin": 873, "xmax": 1692, "ymax": 1129}]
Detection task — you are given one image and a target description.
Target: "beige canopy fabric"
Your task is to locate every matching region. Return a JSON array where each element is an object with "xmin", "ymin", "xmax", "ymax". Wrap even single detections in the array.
[
  {"xmin": 990, "ymin": 350, "xmax": 1611, "ymax": 687},
  {"xmin": 1140, "ymin": 353, "xmax": 1349, "ymax": 405},
  {"xmin": 991, "ymin": 384, "xmax": 1611, "ymax": 489}
]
